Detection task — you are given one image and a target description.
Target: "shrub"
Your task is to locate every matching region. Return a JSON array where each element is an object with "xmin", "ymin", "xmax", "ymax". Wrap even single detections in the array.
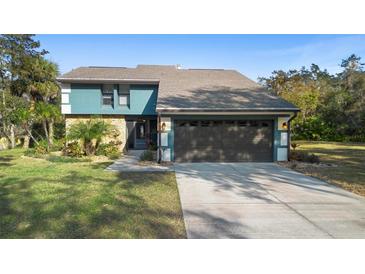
[
  {"xmin": 50, "ymin": 138, "xmax": 65, "ymax": 152},
  {"xmin": 291, "ymin": 116, "xmax": 346, "ymax": 142},
  {"xmin": 290, "ymin": 150, "xmax": 320, "ymax": 164},
  {"xmin": 24, "ymin": 148, "xmax": 36, "ymax": 157},
  {"xmin": 148, "ymin": 142, "xmax": 157, "ymax": 151},
  {"xmin": 140, "ymin": 150, "xmax": 154, "ymax": 161},
  {"xmin": 24, "ymin": 144, "xmax": 48, "ymax": 158},
  {"xmin": 54, "ymin": 121, "xmax": 66, "ymax": 140},
  {"xmin": 96, "ymin": 142, "xmax": 121, "ymax": 159},
  {"xmin": 108, "ymin": 152, "xmax": 120, "ymax": 160},
  {"xmin": 67, "ymin": 118, "xmax": 117, "ymax": 156},
  {"xmin": 291, "ymin": 142, "xmax": 300, "ymax": 150},
  {"xmin": 34, "ymin": 140, "xmax": 48, "ymax": 156},
  {"xmin": 62, "ymin": 142, "xmax": 83, "ymax": 157},
  {"xmin": 344, "ymin": 135, "xmax": 365, "ymax": 143},
  {"xmin": 305, "ymin": 153, "xmax": 320, "ymax": 164}
]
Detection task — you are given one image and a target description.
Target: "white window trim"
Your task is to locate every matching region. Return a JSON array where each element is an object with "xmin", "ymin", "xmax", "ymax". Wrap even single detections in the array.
[
  {"xmin": 162, "ymin": 148, "xmax": 171, "ymax": 161},
  {"xmin": 61, "ymin": 93, "xmax": 69, "ymax": 104},
  {"xmin": 161, "ymin": 133, "xmax": 168, "ymax": 146},
  {"xmin": 61, "ymin": 83, "xmax": 71, "ymax": 93},
  {"xmin": 280, "ymin": 132, "xmax": 288, "ymax": 146},
  {"xmin": 277, "ymin": 148, "xmax": 288, "ymax": 161},
  {"xmin": 61, "ymin": 104, "xmax": 71, "ymax": 114},
  {"xmin": 118, "ymin": 94, "xmax": 129, "ymax": 106}
]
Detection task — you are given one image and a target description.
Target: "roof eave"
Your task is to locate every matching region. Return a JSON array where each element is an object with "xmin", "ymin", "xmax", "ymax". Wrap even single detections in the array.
[
  {"xmin": 56, "ymin": 77, "xmax": 160, "ymax": 84},
  {"xmin": 156, "ymin": 107, "xmax": 300, "ymax": 113}
]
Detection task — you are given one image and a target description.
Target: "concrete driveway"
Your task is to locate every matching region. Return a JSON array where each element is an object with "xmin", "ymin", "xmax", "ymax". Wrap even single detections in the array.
[{"xmin": 175, "ymin": 163, "xmax": 365, "ymax": 239}]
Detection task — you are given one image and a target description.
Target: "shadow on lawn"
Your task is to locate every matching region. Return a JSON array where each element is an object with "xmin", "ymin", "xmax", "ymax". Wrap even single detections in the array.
[
  {"xmin": 46, "ymin": 155, "xmax": 92, "ymax": 164},
  {"xmin": 0, "ymin": 155, "xmax": 15, "ymax": 167},
  {"xmin": 300, "ymin": 148, "xmax": 365, "ymax": 167},
  {"xmin": 0, "ymin": 170, "xmax": 185, "ymax": 239}
]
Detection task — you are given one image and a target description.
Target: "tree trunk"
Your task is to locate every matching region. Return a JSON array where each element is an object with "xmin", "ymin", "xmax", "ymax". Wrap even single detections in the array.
[
  {"xmin": 1, "ymin": 126, "xmax": 12, "ymax": 149},
  {"xmin": 10, "ymin": 124, "xmax": 15, "ymax": 149},
  {"xmin": 48, "ymin": 119, "xmax": 54, "ymax": 146},
  {"xmin": 23, "ymin": 124, "xmax": 39, "ymax": 146},
  {"xmin": 84, "ymin": 141, "xmax": 95, "ymax": 156},
  {"xmin": 23, "ymin": 135, "xmax": 30, "ymax": 149},
  {"xmin": 42, "ymin": 121, "xmax": 50, "ymax": 150}
]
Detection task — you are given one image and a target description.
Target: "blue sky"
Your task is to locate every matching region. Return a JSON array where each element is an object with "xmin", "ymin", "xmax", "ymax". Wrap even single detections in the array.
[{"xmin": 36, "ymin": 34, "xmax": 365, "ymax": 81}]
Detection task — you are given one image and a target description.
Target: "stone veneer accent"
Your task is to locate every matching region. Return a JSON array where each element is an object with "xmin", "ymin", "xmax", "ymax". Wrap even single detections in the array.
[{"xmin": 65, "ymin": 115, "xmax": 127, "ymax": 152}]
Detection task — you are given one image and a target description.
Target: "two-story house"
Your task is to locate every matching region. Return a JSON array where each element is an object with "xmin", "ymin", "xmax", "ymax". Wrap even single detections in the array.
[{"xmin": 57, "ymin": 65, "xmax": 299, "ymax": 162}]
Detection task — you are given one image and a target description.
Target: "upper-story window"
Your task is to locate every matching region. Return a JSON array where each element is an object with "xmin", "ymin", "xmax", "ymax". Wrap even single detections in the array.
[
  {"xmin": 118, "ymin": 84, "xmax": 130, "ymax": 107},
  {"xmin": 102, "ymin": 84, "xmax": 114, "ymax": 106}
]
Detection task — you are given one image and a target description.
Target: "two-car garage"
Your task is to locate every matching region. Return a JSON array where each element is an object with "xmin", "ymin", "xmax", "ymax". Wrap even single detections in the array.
[{"xmin": 173, "ymin": 119, "xmax": 274, "ymax": 162}]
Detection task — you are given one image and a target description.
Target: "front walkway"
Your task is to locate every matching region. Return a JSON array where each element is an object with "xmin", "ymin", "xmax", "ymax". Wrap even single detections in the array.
[
  {"xmin": 175, "ymin": 162, "xmax": 365, "ymax": 239},
  {"xmin": 106, "ymin": 150, "xmax": 174, "ymax": 172}
]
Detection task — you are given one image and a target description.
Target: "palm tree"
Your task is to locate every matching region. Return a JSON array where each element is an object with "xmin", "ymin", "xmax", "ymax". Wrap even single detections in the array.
[
  {"xmin": 67, "ymin": 119, "xmax": 117, "ymax": 156},
  {"xmin": 7, "ymin": 57, "xmax": 60, "ymax": 149},
  {"xmin": 28, "ymin": 58, "xmax": 60, "ymax": 146},
  {"xmin": 34, "ymin": 101, "xmax": 61, "ymax": 150},
  {"xmin": 12, "ymin": 98, "xmax": 39, "ymax": 146}
]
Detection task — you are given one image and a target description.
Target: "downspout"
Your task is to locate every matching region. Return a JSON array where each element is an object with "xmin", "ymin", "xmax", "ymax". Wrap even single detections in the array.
[
  {"xmin": 287, "ymin": 112, "xmax": 298, "ymax": 161},
  {"xmin": 157, "ymin": 112, "xmax": 162, "ymax": 163}
]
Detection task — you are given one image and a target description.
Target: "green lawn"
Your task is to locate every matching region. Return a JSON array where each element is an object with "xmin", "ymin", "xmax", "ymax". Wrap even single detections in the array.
[
  {"xmin": 291, "ymin": 141, "xmax": 365, "ymax": 196},
  {"xmin": 0, "ymin": 149, "xmax": 186, "ymax": 238}
]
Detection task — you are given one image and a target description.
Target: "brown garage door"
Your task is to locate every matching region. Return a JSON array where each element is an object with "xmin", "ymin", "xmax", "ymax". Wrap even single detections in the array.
[{"xmin": 174, "ymin": 120, "xmax": 273, "ymax": 162}]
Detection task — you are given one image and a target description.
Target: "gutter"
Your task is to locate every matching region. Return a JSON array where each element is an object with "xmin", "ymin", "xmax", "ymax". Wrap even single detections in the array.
[
  {"xmin": 287, "ymin": 112, "xmax": 298, "ymax": 161},
  {"xmin": 157, "ymin": 113, "xmax": 162, "ymax": 163},
  {"xmin": 288, "ymin": 112, "xmax": 298, "ymax": 123},
  {"xmin": 57, "ymin": 77, "xmax": 160, "ymax": 83},
  {"xmin": 156, "ymin": 107, "xmax": 300, "ymax": 113}
]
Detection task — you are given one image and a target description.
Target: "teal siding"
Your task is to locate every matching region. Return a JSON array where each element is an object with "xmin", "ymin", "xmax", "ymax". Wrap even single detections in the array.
[
  {"xmin": 129, "ymin": 85, "xmax": 158, "ymax": 115},
  {"xmin": 70, "ymin": 84, "xmax": 103, "ymax": 114},
  {"xmin": 70, "ymin": 84, "xmax": 158, "ymax": 115}
]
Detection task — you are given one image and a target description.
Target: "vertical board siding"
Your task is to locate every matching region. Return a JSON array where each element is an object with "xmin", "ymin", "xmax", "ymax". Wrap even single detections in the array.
[{"xmin": 70, "ymin": 83, "xmax": 158, "ymax": 115}]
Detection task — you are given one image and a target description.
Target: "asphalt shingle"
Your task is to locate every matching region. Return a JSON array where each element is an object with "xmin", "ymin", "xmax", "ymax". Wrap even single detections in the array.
[{"xmin": 58, "ymin": 65, "xmax": 299, "ymax": 111}]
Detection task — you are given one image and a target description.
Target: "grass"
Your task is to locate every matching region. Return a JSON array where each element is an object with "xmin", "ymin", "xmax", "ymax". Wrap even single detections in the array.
[
  {"xmin": 290, "ymin": 141, "xmax": 365, "ymax": 196},
  {"xmin": 0, "ymin": 149, "xmax": 186, "ymax": 239}
]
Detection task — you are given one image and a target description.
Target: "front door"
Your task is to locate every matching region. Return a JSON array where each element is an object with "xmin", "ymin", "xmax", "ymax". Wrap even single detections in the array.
[{"xmin": 135, "ymin": 122, "xmax": 147, "ymax": 149}]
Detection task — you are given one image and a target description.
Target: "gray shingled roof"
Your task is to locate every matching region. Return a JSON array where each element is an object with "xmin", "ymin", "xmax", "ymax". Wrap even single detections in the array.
[{"xmin": 58, "ymin": 65, "xmax": 299, "ymax": 112}]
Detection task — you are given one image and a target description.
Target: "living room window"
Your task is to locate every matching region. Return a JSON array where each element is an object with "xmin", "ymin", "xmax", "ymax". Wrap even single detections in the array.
[{"xmin": 102, "ymin": 84, "xmax": 114, "ymax": 106}]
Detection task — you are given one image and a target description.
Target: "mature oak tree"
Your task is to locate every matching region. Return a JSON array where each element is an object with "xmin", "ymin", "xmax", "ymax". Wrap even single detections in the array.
[{"xmin": 260, "ymin": 55, "xmax": 365, "ymax": 141}]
